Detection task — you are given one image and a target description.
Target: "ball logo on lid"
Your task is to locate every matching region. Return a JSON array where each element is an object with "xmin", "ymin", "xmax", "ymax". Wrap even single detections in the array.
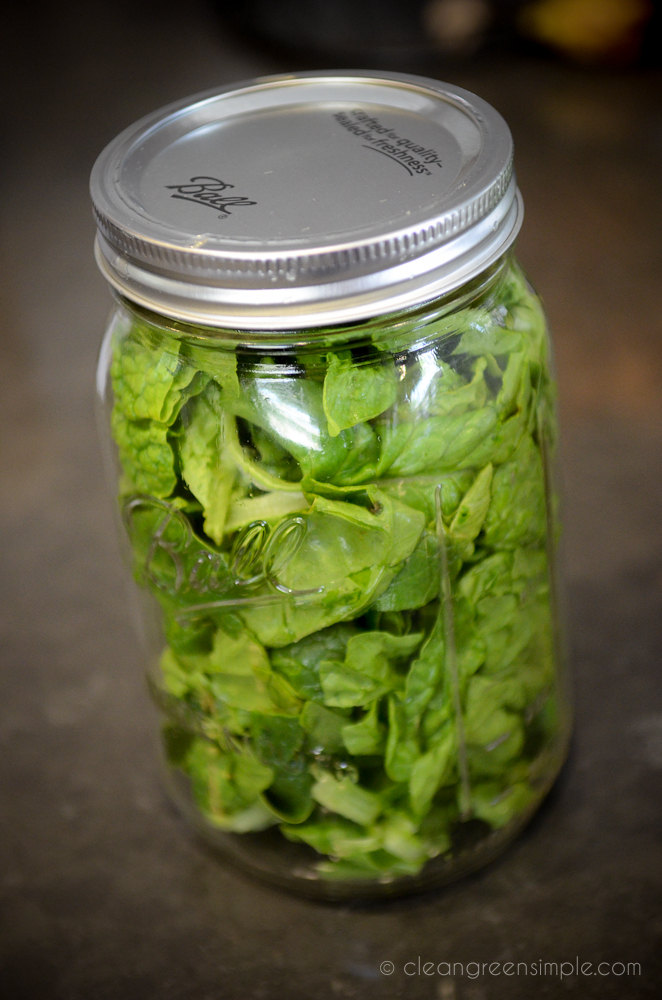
[{"xmin": 165, "ymin": 175, "xmax": 258, "ymax": 218}]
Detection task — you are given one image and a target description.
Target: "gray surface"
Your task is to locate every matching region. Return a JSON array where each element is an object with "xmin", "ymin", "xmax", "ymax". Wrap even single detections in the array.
[{"xmin": 2, "ymin": 3, "xmax": 661, "ymax": 998}]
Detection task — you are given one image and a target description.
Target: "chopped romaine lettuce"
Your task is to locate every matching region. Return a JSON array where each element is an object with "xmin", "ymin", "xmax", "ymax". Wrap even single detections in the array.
[{"xmin": 108, "ymin": 259, "xmax": 562, "ymax": 882}]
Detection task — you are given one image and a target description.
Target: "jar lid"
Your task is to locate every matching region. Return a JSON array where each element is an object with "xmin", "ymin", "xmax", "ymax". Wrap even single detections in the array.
[{"xmin": 90, "ymin": 71, "xmax": 522, "ymax": 329}]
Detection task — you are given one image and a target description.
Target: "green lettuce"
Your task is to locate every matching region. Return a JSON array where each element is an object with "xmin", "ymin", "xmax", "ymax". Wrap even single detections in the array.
[{"xmin": 108, "ymin": 259, "xmax": 563, "ymax": 884}]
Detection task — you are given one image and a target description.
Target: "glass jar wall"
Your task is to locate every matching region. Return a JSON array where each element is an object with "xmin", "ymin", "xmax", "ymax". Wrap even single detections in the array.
[{"xmin": 96, "ymin": 253, "xmax": 570, "ymax": 899}]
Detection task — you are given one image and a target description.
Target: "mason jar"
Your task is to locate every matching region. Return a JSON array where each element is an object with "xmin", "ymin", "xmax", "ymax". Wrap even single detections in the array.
[{"xmin": 91, "ymin": 72, "xmax": 570, "ymax": 900}]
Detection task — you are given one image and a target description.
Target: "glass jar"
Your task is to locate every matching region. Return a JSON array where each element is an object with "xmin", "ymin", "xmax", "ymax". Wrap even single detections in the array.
[{"xmin": 91, "ymin": 72, "xmax": 570, "ymax": 900}]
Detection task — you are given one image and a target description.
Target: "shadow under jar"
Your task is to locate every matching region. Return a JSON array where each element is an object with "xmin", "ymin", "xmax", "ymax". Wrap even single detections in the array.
[{"xmin": 91, "ymin": 72, "xmax": 571, "ymax": 901}]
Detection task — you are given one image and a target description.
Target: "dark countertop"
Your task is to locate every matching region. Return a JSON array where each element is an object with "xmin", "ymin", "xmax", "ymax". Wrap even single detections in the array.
[{"xmin": 2, "ymin": 4, "xmax": 661, "ymax": 998}]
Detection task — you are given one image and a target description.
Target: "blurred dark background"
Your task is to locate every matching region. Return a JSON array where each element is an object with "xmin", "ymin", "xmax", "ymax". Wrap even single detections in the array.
[{"xmin": 1, "ymin": 2, "xmax": 661, "ymax": 998}]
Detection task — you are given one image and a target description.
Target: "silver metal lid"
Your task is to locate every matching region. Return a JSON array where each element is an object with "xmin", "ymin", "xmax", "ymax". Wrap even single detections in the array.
[{"xmin": 90, "ymin": 71, "xmax": 523, "ymax": 329}]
